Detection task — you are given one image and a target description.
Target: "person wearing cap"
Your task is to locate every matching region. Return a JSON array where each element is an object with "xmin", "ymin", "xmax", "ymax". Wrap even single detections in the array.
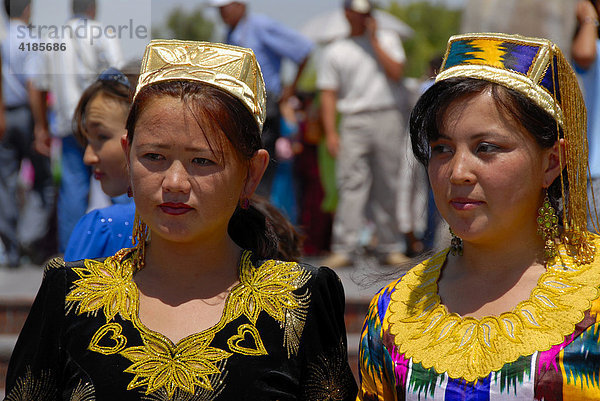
[
  {"xmin": 211, "ymin": 0, "xmax": 314, "ymax": 197},
  {"xmin": 318, "ymin": 0, "xmax": 408, "ymax": 268},
  {"xmin": 5, "ymin": 39, "xmax": 357, "ymax": 400},
  {"xmin": 358, "ymin": 32, "xmax": 600, "ymax": 400}
]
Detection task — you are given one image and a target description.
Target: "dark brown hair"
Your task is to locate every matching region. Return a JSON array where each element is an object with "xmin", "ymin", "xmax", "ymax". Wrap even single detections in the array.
[
  {"xmin": 410, "ymin": 77, "xmax": 567, "ymax": 213},
  {"xmin": 126, "ymin": 80, "xmax": 284, "ymax": 260},
  {"xmin": 72, "ymin": 80, "xmax": 130, "ymax": 146}
]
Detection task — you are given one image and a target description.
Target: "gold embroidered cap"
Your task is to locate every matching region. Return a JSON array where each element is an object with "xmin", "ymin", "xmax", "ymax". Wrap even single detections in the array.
[
  {"xmin": 134, "ymin": 39, "xmax": 266, "ymax": 131},
  {"xmin": 437, "ymin": 32, "xmax": 594, "ymax": 264}
]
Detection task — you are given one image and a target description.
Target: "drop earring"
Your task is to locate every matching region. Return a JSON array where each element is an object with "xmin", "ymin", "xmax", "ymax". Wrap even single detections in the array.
[
  {"xmin": 132, "ymin": 212, "xmax": 149, "ymax": 271},
  {"xmin": 537, "ymin": 191, "xmax": 559, "ymax": 260},
  {"xmin": 449, "ymin": 227, "xmax": 463, "ymax": 256}
]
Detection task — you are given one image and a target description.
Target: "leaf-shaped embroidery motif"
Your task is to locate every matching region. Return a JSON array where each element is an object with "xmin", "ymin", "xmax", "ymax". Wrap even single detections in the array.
[
  {"xmin": 66, "ymin": 256, "xmax": 137, "ymax": 321},
  {"xmin": 121, "ymin": 330, "xmax": 231, "ymax": 398}
]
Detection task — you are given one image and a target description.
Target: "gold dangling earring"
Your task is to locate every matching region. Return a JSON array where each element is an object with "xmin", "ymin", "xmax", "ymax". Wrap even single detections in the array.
[
  {"xmin": 449, "ymin": 226, "xmax": 463, "ymax": 256},
  {"xmin": 537, "ymin": 191, "xmax": 559, "ymax": 260},
  {"xmin": 132, "ymin": 212, "xmax": 148, "ymax": 271}
]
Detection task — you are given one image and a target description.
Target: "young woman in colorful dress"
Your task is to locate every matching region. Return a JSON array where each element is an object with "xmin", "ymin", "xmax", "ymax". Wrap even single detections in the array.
[
  {"xmin": 6, "ymin": 40, "xmax": 357, "ymax": 400},
  {"xmin": 358, "ymin": 32, "xmax": 600, "ymax": 400}
]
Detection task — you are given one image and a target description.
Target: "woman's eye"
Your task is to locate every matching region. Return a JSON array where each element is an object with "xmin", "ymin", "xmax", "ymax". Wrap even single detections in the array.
[
  {"xmin": 193, "ymin": 158, "xmax": 214, "ymax": 166},
  {"xmin": 143, "ymin": 153, "xmax": 164, "ymax": 161},
  {"xmin": 476, "ymin": 143, "xmax": 499, "ymax": 153},
  {"xmin": 431, "ymin": 144, "xmax": 452, "ymax": 154}
]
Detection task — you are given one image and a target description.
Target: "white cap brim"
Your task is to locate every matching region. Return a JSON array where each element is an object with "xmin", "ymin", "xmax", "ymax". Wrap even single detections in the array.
[{"xmin": 208, "ymin": 0, "xmax": 245, "ymax": 6}]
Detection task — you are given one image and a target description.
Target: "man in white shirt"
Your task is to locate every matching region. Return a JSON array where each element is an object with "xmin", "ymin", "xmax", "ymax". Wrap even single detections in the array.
[
  {"xmin": 0, "ymin": 0, "xmax": 54, "ymax": 266},
  {"xmin": 318, "ymin": 0, "xmax": 408, "ymax": 267},
  {"xmin": 36, "ymin": 0, "xmax": 123, "ymax": 252}
]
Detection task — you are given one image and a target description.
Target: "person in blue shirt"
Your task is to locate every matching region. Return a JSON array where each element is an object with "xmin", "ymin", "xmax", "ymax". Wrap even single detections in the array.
[
  {"xmin": 63, "ymin": 68, "xmax": 135, "ymax": 261},
  {"xmin": 211, "ymin": 0, "xmax": 314, "ymax": 197},
  {"xmin": 572, "ymin": 0, "xmax": 600, "ymax": 232}
]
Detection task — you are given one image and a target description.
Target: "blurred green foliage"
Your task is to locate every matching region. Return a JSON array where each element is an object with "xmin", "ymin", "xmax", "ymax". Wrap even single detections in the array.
[
  {"xmin": 152, "ymin": 6, "xmax": 215, "ymax": 41},
  {"xmin": 386, "ymin": 1, "xmax": 462, "ymax": 78}
]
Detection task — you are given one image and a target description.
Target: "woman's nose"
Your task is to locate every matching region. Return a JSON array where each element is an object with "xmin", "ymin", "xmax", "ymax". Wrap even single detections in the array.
[
  {"xmin": 449, "ymin": 151, "xmax": 476, "ymax": 185},
  {"xmin": 83, "ymin": 145, "xmax": 99, "ymax": 166},
  {"xmin": 162, "ymin": 161, "xmax": 192, "ymax": 193}
]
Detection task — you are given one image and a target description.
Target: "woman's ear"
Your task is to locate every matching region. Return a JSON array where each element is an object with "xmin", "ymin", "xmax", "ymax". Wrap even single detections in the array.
[
  {"xmin": 121, "ymin": 135, "xmax": 131, "ymax": 168},
  {"xmin": 543, "ymin": 138, "xmax": 566, "ymax": 188},
  {"xmin": 242, "ymin": 149, "xmax": 269, "ymax": 199}
]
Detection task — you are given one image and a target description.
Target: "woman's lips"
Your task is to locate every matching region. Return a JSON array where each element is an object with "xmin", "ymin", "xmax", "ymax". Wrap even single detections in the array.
[
  {"xmin": 450, "ymin": 198, "xmax": 484, "ymax": 211},
  {"xmin": 93, "ymin": 171, "xmax": 104, "ymax": 180},
  {"xmin": 159, "ymin": 202, "xmax": 193, "ymax": 215}
]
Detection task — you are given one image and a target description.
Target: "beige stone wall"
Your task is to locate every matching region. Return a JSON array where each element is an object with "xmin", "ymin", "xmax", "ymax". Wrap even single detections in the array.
[{"xmin": 461, "ymin": 0, "xmax": 578, "ymax": 55}]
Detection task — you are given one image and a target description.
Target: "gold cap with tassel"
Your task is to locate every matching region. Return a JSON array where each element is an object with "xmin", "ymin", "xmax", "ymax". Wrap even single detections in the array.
[{"xmin": 436, "ymin": 32, "xmax": 595, "ymax": 264}]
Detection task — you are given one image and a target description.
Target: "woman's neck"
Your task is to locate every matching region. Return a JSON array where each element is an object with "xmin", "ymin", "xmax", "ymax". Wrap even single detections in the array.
[{"xmin": 141, "ymin": 232, "xmax": 242, "ymax": 286}]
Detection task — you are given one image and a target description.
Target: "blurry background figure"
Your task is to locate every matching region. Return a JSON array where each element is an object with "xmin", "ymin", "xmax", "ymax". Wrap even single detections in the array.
[
  {"xmin": 293, "ymin": 91, "xmax": 335, "ymax": 257},
  {"xmin": 0, "ymin": 0, "xmax": 55, "ymax": 266},
  {"xmin": 270, "ymin": 96, "xmax": 301, "ymax": 223},
  {"xmin": 572, "ymin": 0, "xmax": 600, "ymax": 232},
  {"xmin": 36, "ymin": 0, "xmax": 123, "ymax": 253},
  {"xmin": 210, "ymin": 0, "xmax": 314, "ymax": 198},
  {"xmin": 63, "ymin": 67, "xmax": 135, "ymax": 262},
  {"xmin": 318, "ymin": 0, "xmax": 409, "ymax": 268},
  {"xmin": 420, "ymin": 54, "xmax": 447, "ymax": 252},
  {"xmin": 461, "ymin": 0, "xmax": 578, "ymax": 55}
]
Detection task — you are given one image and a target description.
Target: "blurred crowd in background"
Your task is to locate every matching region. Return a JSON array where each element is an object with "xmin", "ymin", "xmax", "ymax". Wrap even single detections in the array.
[{"xmin": 0, "ymin": 0, "xmax": 594, "ymax": 268}]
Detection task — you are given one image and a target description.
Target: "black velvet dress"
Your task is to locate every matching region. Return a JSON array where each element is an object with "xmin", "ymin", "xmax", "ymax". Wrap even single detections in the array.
[{"xmin": 5, "ymin": 249, "xmax": 357, "ymax": 400}]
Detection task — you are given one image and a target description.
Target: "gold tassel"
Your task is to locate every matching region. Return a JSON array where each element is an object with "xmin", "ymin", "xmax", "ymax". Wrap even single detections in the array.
[
  {"xmin": 552, "ymin": 44, "xmax": 596, "ymax": 264},
  {"xmin": 131, "ymin": 212, "xmax": 148, "ymax": 271}
]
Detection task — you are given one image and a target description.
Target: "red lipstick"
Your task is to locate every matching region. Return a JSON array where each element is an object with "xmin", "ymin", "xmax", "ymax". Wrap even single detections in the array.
[
  {"xmin": 159, "ymin": 202, "xmax": 193, "ymax": 215},
  {"xmin": 450, "ymin": 198, "xmax": 484, "ymax": 211}
]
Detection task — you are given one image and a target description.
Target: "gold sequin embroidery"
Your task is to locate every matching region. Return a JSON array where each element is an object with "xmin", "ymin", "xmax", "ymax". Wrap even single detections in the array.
[
  {"xmin": 66, "ymin": 256, "xmax": 138, "ymax": 321},
  {"xmin": 387, "ymin": 238, "xmax": 600, "ymax": 382},
  {"xmin": 69, "ymin": 380, "xmax": 96, "ymax": 401},
  {"xmin": 120, "ymin": 330, "xmax": 231, "ymax": 398},
  {"xmin": 66, "ymin": 250, "xmax": 313, "ymax": 397},
  {"xmin": 303, "ymin": 340, "xmax": 355, "ymax": 401},
  {"xmin": 89, "ymin": 322, "xmax": 128, "ymax": 354},
  {"xmin": 5, "ymin": 367, "xmax": 57, "ymax": 401},
  {"xmin": 229, "ymin": 252, "xmax": 311, "ymax": 357},
  {"xmin": 226, "ymin": 324, "xmax": 268, "ymax": 356}
]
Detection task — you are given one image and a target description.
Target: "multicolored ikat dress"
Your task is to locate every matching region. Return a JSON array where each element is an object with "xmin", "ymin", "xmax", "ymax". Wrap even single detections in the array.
[
  {"xmin": 5, "ymin": 249, "xmax": 357, "ymax": 400},
  {"xmin": 358, "ymin": 240, "xmax": 600, "ymax": 401}
]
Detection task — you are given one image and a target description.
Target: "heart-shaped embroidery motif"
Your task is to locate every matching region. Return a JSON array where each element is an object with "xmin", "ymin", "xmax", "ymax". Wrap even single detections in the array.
[
  {"xmin": 227, "ymin": 324, "xmax": 268, "ymax": 356},
  {"xmin": 89, "ymin": 323, "xmax": 127, "ymax": 355}
]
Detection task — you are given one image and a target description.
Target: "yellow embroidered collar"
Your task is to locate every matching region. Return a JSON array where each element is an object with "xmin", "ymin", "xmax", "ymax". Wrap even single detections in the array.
[{"xmin": 387, "ymin": 238, "xmax": 600, "ymax": 382}]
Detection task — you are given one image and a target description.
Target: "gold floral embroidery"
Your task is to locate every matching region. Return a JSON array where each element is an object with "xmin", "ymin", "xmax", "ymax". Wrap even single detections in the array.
[
  {"xmin": 303, "ymin": 340, "xmax": 355, "ymax": 401},
  {"xmin": 69, "ymin": 380, "xmax": 96, "ymax": 401},
  {"xmin": 229, "ymin": 252, "xmax": 311, "ymax": 356},
  {"xmin": 44, "ymin": 257, "xmax": 65, "ymax": 274},
  {"xmin": 120, "ymin": 329, "xmax": 231, "ymax": 398},
  {"xmin": 89, "ymin": 322, "xmax": 128, "ymax": 354},
  {"xmin": 226, "ymin": 324, "xmax": 268, "ymax": 356},
  {"xmin": 66, "ymin": 249, "xmax": 314, "ymax": 396},
  {"xmin": 5, "ymin": 367, "xmax": 57, "ymax": 401},
  {"xmin": 141, "ymin": 361, "xmax": 227, "ymax": 401},
  {"xmin": 387, "ymin": 239, "xmax": 600, "ymax": 382},
  {"xmin": 66, "ymin": 256, "xmax": 138, "ymax": 321}
]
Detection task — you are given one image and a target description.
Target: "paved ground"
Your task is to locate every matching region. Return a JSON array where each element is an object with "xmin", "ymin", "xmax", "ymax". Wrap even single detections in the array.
[{"xmin": 0, "ymin": 255, "xmax": 411, "ymax": 302}]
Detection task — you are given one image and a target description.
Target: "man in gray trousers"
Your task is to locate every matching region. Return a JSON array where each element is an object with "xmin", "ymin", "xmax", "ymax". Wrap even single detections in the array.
[{"xmin": 318, "ymin": 0, "xmax": 409, "ymax": 268}]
